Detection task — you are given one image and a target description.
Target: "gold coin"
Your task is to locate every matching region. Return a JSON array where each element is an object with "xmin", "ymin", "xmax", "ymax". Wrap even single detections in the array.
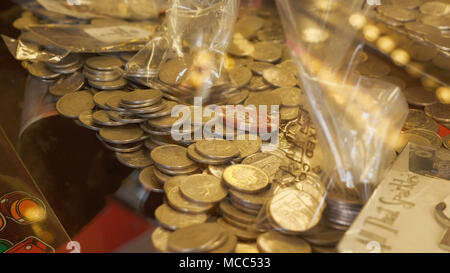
[
  {"xmin": 195, "ymin": 139, "xmax": 240, "ymax": 160},
  {"xmin": 139, "ymin": 166, "xmax": 164, "ymax": 192},
  {"xmin": 167, "ymin": 223, "xmax": 226, "ymax": 253},
  {"xmin": 179, "ymin": 174, "xmax": 228, "ymax": 204},
  {"xmin": 155, "ymin": 204, "xmax": 208, "ymax": 231},
  {"xmin": 163, "ymin": 175, "xmax": 188, "ymax": 193},
  {"xmin": 166, "ymin": 186, "xmax": 213, "ymax": 214},
  {"xmin": 256, "ymin": 232, "xmax": 311, "ymax": 253},
  {"xmin": 233, "ymin": 134, "xmax": 262, "ymax": 158},
  {"xmin": 234, "ymin": 242, "xmax": 260, "ymax": 253},
  {"xmin": 56, "ymin": 91, "xmax": 95, "ymax": 119},
  {"xmin": 99, "ymin": 124, "xmax": 144, "ymax": 144},
  {"xmin": 219, "ymin": 199, "xmax": 257, "ymax": 225},
  {"xmin": 151, "ymin": 145, "xmax": 195, "ymax": 170},
  {"xmin": 151, "ymin": 227, "xmax": 172, "ymax": 252},
  {"xmin": 223, "ymin": 164, "xmax": 269, "ymax": 193},
  {"xmin": 210, "ymin": 231, "xmax": 237, "ymax": 253},
  {"xmin": 268, "ymin": 189, "xmax": 320, "ymax": 233},
  {"xmin": 216, "ymin": 218, "xmax": 259, "ymax": 241}
]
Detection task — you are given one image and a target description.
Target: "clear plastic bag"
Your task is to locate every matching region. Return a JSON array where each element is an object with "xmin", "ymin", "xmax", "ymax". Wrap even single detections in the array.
[
  {"xmin": 248, "ymin": 0, "xmax": 409, "ymax": 241},
  {"xmin": 125, "ymin": 0, "xmax": 240, "ymax": 103},
  {"xmin": 36, "ymin": 0, "xmax": 160, "ymax": 20}
]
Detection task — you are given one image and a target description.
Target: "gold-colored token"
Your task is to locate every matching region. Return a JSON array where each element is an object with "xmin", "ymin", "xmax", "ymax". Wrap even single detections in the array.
[
  {"xmin": 151, "ymin": 145, "xmax": 195, "ymax": 170},
  {"xmin": 179, "ymin": 174, "xmax": 228, "ymax": 204},
  {"xmin": 262, "ymin": 67, "xmax": 297, "ymax": 88},
  {"xmin": 272, "ymin": 87, "xmax": 303, "ymax": 107},
  {"xmin": 229, "ymin": 186, "xmax": 271, "ymax": 208},
  {"xmin": 94, "ymin": 91, "xmax": 128, "ymax": 109},
  {"xmin": 223, "ymin": 164, "xmax": 269, "ymax": 193},
  {"xmin": 280, "ymin": 107, "xmax": 299, "ymax": 121},
  {"xmin": 256, "ymin": 232, "xmax": 311, "ymax": 253},
  {"xmin": 56, "ymin": 91, "xmax": 95, "ymax": 119},
  {"xmin": 155, "ymin": 204, "xmax": 208, "ymax": 231},
  {"xmin": 195, "ymin": 139, "xmax": 240, "ymax": 160},
  {"xmin": 99, "ymin": 124, "xmax": 144, "ymax": 144},
  {"xmin": 209, "ymin": 231, "xmax": 237, "ymax": 253},
  {"xmin": 139, "ymin": 166, "xmax": 164, "ymax": 192},
  {"xmin": 116, "ymin": 149, "xmax": 153, "ymax": 169},
  {"xmin": 163, "ymin": 175, "xmax": 188, "ymax": 193},
  {"xmin": 268, "ymin": 188, "xmax": 320, "ymax": 233},
  {"xmin": 234, "ymin": 134, "xmax": 262, "ymax": 158},
  {"xmin": 153, "ymin": 166, "xmax": 174, "ymax": 183},
  {"xmin": 151, "ymin": 227, "xmax": 172, "ymax": 252},
  {"xmin": 159, "ymin": 58, "xmax": 190, "ymax": 85},
  {"xmin": 166, "ymin": 186, "xmax": 213, "ymax": 214},
  {"xmin": 216, "ymin": 218, "xmax": 259, "ymax": 241},
  {"xmin": 219, "ymin": 199, "xmax": 257, "ymax": 225},
  {"xmin": 167, "ymin": 223, "xmax": 227, "ymax": 253},
  {"xmin": 234, "ymin": 242, "xmax": 260, "ymax": 253}
]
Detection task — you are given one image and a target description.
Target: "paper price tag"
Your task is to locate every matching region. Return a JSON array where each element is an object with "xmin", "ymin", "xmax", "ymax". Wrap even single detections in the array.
[{"xmin": 84, "ymin": 26, "xmax": 152, "ymax": 44}]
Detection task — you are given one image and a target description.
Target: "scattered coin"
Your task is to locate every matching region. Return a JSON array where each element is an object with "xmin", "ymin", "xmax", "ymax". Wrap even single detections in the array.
[
  {"xmin": 262, "ymin": 67, "xmax": 297, "ymax": 88},
  {"xmin": 151, "ymin": 227, "xmax": 172, "ymax": 253},
  {"xmin": 56, "ymin": 91, "xmax": 95, "ymax": 119},
  {"xmin": 180, "ymin": 174, "xmax": 228, "ymax": 204},
  {"xmin": 116, "ymin": 149, "xmax": 153, "ymax": 168},
  {"xmin": 167, "ymin": 223, "xmax": 226, "ymax": 253},
  {"xmin": 155, "ymin": 204, "xmax": 208, "ymax": 231},
  {"xmin": 49, "ymin": 72, "xmax": 85, "ymax": 97},
  {"xmin": 252, "ymin": 42, "xmax": 282, "ymax": 63},
  {"xmin": 223, "ymin": 164, "xmax": 269, "ymax": 193},
  {"xmin": 195, "ymin": 139, "xmax": 240, "ymax": 160},
  {"xmin": 99, "ymin": 124, "xmax": 144, "ymax": 144},
  {"xmin": 139, "ymin": 166, "xmax": 164, "ymax": 192},
  {"xmin": 257, "ymin": 232, "xmax": 311, "ymax": 253},
  {"xmin": 403, "ymin": 86, "xmax": 438, "ymax": 107}
]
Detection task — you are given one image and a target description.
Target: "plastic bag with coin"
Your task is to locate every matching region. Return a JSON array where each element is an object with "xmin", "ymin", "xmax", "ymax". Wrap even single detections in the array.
[
  {"xmin": 36, "ymin": 0, "xmax": 160, "ymax": 20},
  {"xmin": 125, "ymin": 0, "xmax": 240, "ymax": 103},
  {"xmin": 1, "ymin": 33, "xmax": 69, "ymax": 63},
  {"xmin": 275, "ymin": 0, "xmax": 408, "ymax": 206}
]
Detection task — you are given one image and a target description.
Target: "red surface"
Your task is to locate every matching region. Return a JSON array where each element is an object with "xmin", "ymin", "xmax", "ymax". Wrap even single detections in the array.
[{"xmin": 59, "ymin": 198, "xmax": 153, "ymax": 253}]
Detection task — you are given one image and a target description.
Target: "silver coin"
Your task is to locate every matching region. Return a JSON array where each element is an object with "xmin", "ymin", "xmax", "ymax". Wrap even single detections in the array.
[
  {"xmin": 377, "ymin": 5, "xmax": 418, "ymax": 22},
  {"xmin": 262, "ymin": 67, "xmax": 297, "ymax": 88},
  {"xmin": 159, "ymin": 58, "xmax": 190, "ymax": 85},
  {"xmin": 248, "ymin": 76, "xmax": 271, "ymax": 91},
  {"xmin": 405, "ymin": 128, "xmax": 443, "ymax": 148},
  {"xmin": 432, "ymin": 52, "xmax": 450, "ymax": 70},
  {"xmin": 251, "ymin": 42, "xmax": 282, "ymax": 63},
  {"xmin": 49, "ymin": 60, "xmax": 83, "ymax": 74},
  {"xmin": 421, "ymin": 15, "xmax": 450, "ymax": 30},
  {"xmin": 49, "ymin": 71, "xmax": 84, "ymax": 97},
  {"xmin": 248, "ymin": 61, "xmax": 275, "ymax": 76},
  {"xmin": 121, "ymin": 89, "xmax": 163, "ymax": 105},
  {"xmin": 26, "ymin": 61, "xmax": 61, "ymax": 79},
  {"xmin": 46, "ymin": 54, "xmax": 81, "ymax": 69},
  {"xmin": 88, "ymin": 77, "xmax": 127, "ymax": 90},
  {"xmin": 78, "ymin": 110, "xmax": 102, "ymax": 131},
  {"xmin": 101, "ymin": 140, "xmax": 144, "ymax": 154},
  {"xmin": 425, "ymin": 103, "xmax": 450, "ymax": 123},
  {"xmin": 92, "ymin": 110, "xmax": 126, "ymax": 126},
  {"xmin": 420, "ymin": 1, "xmax": 450, "ymax": 16},
  {"xmin": 93, "ymin": 90, "xmax": 128, "ymax": 109},
  {"xmin": 85, "ymin": 55, "xmax": 123, "ymax": 71},
  {"xmin": 403, "ymin": 86, "xmax": 438, "ymax": 107},
  {"xmin": 229, "ymin": 66, "xmax": 252, "ymax": 88},
  {"xmin": 140, "ymin": 122, "xmax": 171, "ymax": 136},
  {"xmin": 107, "ymin": 111, "xmax": 146, "ymax": 124},
  {"xmin": 99, "ymin": 124, "xmax": 144, "ymax": 144},
  {"xmin": 116, "ymin": 149, "xmax": 153, "ymax": 169},
  {"xmin": 56, "ymin": 91, "xmax": 95, "ymax": 119},
  {"xmin": 83, "ymin": 66, "xmax": 122, "ymax": 82}
]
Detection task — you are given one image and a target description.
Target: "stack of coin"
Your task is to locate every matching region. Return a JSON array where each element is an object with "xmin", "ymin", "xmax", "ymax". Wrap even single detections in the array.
[
  {"xmin": 152, "ymin": 174, "xmax": 227, "ymax": 231},
  {"xmin": 152, "ymin": 222, "xmax": 238, "ymax": 253},
  {"xmin": 149, "ymin": 144, "xmax": 200, "ymax": 185},
  {"xmin": 83, "ymin": 55, "xmax": 127, "ymax": 91},
  {"xmin": 187, "ymin": 139, "xmax": 240, "ymax": 166},
  {"xmin": 324, "ymin": 193, "xmax": 363, "ymax": 230},
  {"xmin": 46, "ymin": 54, "xmax": 84, "ymax": 75}
]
